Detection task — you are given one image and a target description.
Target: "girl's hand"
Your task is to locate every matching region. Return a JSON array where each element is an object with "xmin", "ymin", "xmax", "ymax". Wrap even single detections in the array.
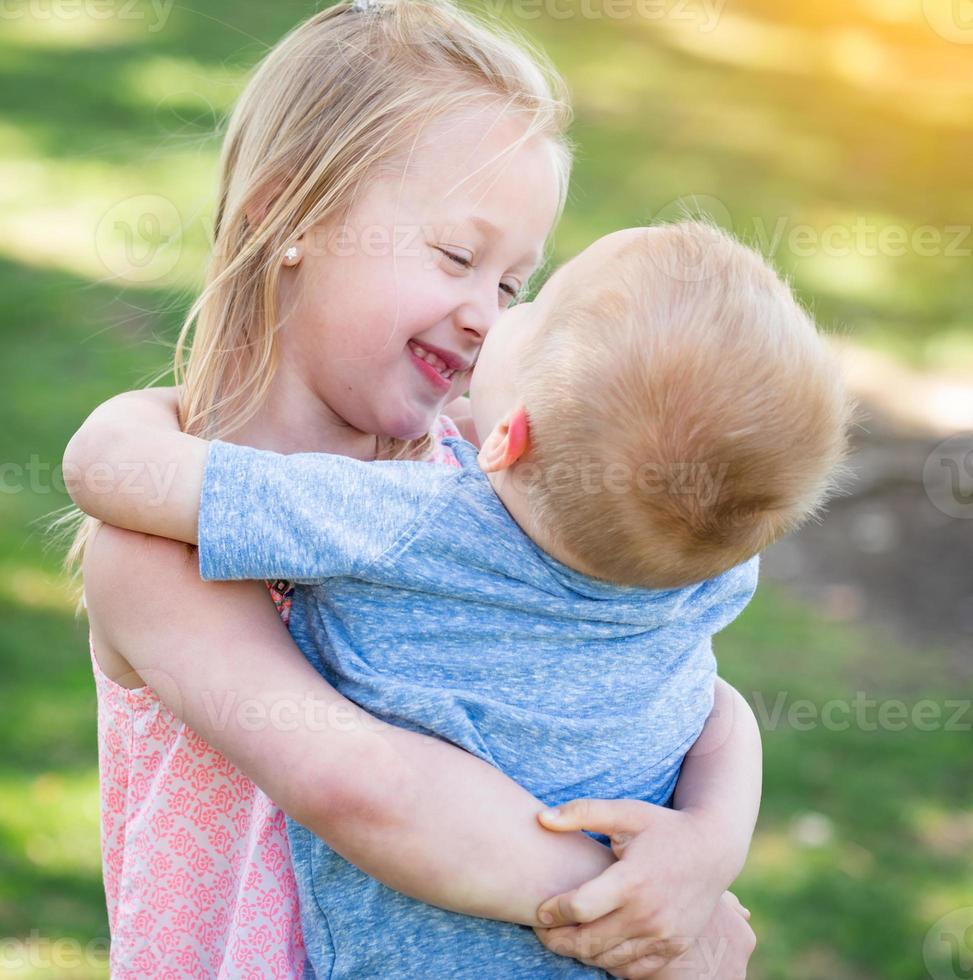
[
  {"xmin": 647, "ymin": 892, "xmax": 754, "ymax": 980},
  {"xmin": 533, "ymin": 799, "xmax": 746, "ymax": 976}
]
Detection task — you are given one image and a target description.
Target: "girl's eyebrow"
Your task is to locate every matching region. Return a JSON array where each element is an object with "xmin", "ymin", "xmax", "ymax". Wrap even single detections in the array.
[
  {"xmin": 468, "ymin": 213, "xmax": 543, "ymax": 269},
  {"xmin": 469, "ymin": 213, "xmax": 501, "ymax": 238}
]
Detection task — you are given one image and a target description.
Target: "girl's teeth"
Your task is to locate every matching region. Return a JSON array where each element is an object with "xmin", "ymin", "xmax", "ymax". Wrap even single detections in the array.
[{"xmin": 410, "ymin": 342, "xmax": 454, "ymax": 379}]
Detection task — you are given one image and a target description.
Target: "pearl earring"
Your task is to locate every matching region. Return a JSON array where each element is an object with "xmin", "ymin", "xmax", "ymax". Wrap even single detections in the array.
[{"xmin": 283, "ymin": 245, "xmax": 300, "ymax": 266}]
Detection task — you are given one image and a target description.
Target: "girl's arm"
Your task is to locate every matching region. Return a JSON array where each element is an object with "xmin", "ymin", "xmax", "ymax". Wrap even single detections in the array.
[
  {"xmin": 68, "ymin": 387, "xmax": 615, "ymax": 928},
  {"xmin": 63, "ymin": 388, "xmax": 205, "ymax": 545},
  {"xmin": 67, "ymin": 388, "xmax": 761, "ymax": 963},
  {"xmin": 83, "ymin": 522, "xmax": 613, "ymax": 925}
]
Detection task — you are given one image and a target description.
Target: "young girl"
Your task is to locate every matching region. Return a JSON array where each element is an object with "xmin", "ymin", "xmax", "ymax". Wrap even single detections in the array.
[{"xmin": 68, "ymin": 2, "xmax": 760, "ymax": 977}]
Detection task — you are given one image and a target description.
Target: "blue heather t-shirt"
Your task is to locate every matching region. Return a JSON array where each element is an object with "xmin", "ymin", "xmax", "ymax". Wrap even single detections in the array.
[{"xmin": 198, "ymin": 436, "xmax": 759, "ymax": 980}]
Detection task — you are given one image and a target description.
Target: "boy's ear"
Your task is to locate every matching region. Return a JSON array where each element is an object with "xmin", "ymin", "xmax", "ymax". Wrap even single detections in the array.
[{"xmin": 477, "ymin": 402, "xmax": 531, "ymax": 473}]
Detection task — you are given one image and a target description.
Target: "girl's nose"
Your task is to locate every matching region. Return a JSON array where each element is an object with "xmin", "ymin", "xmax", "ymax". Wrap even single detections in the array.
[{"xmin": 453, "ymin": 284, "xmax": 499, "ymax": 345}]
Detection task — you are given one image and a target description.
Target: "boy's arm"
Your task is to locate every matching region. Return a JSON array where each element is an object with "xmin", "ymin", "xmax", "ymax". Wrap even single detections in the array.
[
  {"xmin": 64, "ymin": 390, "xmax": 428, "ymax": 583},
  {"xmin": 532, "ymin": 677, "xmax": 762, "ymax": 972},
  {"xmin": 671, "ymin": 676, "xmax": 762, "ymax": 880}
]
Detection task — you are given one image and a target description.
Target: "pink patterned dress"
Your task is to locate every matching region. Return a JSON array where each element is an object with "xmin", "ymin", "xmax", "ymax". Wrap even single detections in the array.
[{"xmin": 91, "ymin": 417, "xmax": 463, "ymax": 977}]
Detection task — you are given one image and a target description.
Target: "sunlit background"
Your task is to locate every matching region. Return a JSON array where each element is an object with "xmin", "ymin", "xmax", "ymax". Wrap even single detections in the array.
[{"xmin": 1, "ymin": 1, "xmax": 971, "ymax": 977}]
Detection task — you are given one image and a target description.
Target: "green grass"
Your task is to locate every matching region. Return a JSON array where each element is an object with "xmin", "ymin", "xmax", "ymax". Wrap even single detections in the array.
[
  {"xmin": 719, "ymin": 593, "xmax": 972, "ymax": 980},
  {"xmin": 1, "ymin": 1, "xmax": 970, "ymax": 977}
]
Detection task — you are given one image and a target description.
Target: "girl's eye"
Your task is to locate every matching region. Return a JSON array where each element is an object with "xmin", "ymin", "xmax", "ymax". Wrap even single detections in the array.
[
  {"xmin": 438, "ymin": 247, "xmax": 472, "ymax": 269},
  {"xmin": 499, "ymin": 282, "xmax": 520, "ymax": 304},
  {"xmin": 438, "ymin": 247, "xmax": 520, "ymax": 304}
]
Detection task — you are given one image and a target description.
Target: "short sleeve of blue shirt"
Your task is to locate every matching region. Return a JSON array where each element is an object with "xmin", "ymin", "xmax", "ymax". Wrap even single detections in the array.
[{"xmin": 198, "ymin": 439, "xmax": 452, "ymax": 584}]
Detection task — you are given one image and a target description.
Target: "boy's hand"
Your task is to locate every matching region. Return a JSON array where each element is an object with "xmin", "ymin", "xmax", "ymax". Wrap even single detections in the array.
[{"xmin": 533, "ymin": 798, "xmax": 742, "ymax": 976}]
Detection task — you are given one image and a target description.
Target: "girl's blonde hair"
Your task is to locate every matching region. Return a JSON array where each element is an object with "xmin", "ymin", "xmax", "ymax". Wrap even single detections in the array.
[{"xmin": 63, "ymin": 0, "xmax": 573, "ymax": 578}]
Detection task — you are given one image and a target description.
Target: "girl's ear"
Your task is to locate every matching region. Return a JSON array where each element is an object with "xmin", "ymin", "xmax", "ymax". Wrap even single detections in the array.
[
  {"xmin": 244, "ymin": 177, "xmax": 285, "ymax": 230},
  {"xmin": 477, "ymin": 402, "xmax": 531, "ymax": 473}
]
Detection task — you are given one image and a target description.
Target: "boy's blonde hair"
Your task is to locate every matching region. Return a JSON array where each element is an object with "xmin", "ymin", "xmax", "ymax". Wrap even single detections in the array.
[
  {"xmin": 64, "ymin": 0, "xmax": 572, "ymax": 577},
  {"xmin": 518, "ymin": 221, "xmax": 853, "ymax": 589}
]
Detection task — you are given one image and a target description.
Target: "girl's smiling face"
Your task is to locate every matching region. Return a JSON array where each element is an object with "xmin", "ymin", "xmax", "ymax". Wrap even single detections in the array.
[{"xmin": 276, "ymin": 107, "xmax": 563, "ymax": 442}]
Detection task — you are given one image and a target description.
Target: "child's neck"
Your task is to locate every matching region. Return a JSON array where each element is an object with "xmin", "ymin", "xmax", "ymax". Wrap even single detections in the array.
[
  {"xmin": 228, "ymin": 374, "xmax": 380, "ymax": 460},
  {"xmin": 484, "ymin": 468, "xmax": 589, "ymax": 576}
]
